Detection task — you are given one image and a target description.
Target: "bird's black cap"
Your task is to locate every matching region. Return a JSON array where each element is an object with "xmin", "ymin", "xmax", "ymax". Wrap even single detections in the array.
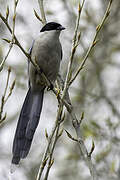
[{"xmin": 40, "ymin": 22, "xmax": 65, "ymax": 32}]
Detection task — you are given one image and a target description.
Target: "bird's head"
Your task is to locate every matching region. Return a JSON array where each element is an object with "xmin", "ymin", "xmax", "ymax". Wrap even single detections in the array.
[{"xmin": 40, "ymin": 22, "xmax": 65, "ymax": 32}]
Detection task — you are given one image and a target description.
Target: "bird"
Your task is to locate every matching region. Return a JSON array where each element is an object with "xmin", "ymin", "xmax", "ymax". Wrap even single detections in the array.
[{"xmin": 11, "ymin": 22, "xmax": 65, "ymax": 165}]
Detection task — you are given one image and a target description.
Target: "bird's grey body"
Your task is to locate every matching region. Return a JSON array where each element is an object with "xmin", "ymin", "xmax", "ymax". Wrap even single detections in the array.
[
  {"xmin": 29, "ymin": 31, "xmax": 62, "ymax": 91},
  {"xmin": 12, "ymin": 22, "xmax": 65, "ymax": 165}
]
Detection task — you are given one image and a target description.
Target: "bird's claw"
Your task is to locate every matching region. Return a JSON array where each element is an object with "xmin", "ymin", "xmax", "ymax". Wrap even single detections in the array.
[
  {"xmin": 47, "ymin": 84, "xmax": 54, "ymax": 91},
  {"xmin": 55, "ymin": 88, "xmax": 61, "ymax": 98}
]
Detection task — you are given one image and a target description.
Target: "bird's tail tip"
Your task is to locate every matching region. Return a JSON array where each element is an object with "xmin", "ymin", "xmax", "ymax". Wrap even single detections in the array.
[{"xmin": 10, "ymin": 163, "xmax": 19, "ymax": 174}]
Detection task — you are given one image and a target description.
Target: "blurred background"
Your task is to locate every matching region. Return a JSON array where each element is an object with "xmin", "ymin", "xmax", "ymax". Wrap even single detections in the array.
[{"xmin": 0, "ymin": 0, "xmax": 120, "ymax": 179}]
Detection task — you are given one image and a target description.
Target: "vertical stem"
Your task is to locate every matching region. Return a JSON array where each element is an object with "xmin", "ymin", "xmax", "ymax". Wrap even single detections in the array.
[
  {"xmin": 61, "ymin": 0, "xmax": 85, "ymax": 100},
  {"xmin": 38, "ymin": 0, "xmax": 47, "ymax": 24},
  {"xmin": 0, "ymin": 68, "xmax": 11, "ymax": 121},
  {"xmin": 36, "ymin": 104, "xmax": 63, "ymax": 180}
]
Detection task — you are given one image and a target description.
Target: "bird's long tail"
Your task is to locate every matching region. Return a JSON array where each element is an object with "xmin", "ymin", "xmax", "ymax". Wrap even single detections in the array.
[{"xmin": 12, "ymin": 87, "xmax": 44, "ymax": 165}]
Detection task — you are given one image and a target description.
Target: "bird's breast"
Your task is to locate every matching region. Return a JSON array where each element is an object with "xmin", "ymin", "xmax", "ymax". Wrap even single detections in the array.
[{"xmin": 29, "ymin": 36, "xmax": 61, "ymax": 90}]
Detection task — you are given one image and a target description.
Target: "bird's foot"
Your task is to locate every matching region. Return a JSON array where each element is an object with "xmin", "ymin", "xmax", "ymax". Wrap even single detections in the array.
[
  {"xmin": 55, "ymin": 88, "xmax": 61, "ymax": 98},
  {"xmin": 47, "ymin": 84, "xmax": 54, "ymax": 91}
]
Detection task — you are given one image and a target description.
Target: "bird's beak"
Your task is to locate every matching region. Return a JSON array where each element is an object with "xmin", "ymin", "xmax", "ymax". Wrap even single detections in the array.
[{"xmin": 57, "ymin": 25, "xmax": 66, "ymax": 31}]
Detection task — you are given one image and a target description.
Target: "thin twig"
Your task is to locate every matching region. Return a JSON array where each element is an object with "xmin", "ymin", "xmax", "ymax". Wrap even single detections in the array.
[
  {"xmin": 4, "ymin": 79, "xmax": 16, "ymax": 104},
  {"xmin": 38, "ymin": 0, "xmax": 47, "ymax": 24},
  {"xmin": 61, "ymin": 0, "xmax": 85, "ymax": 100},
  {"xmin": 0, "ymin": 0, "xmax": 18, "ymax": 72},
  {"xmin": 73, "ymin": 0, "xmax": 85, "ymax": 47},
  {"xmin": 72, "ymin": 113, "xmax": 97, "ymax": 180},
  {"xmin": 0, "ymin": 0, "xmax": 17, "ymax": 122},
  {"xmin": 34, "ymin": 9, "xmax": 43, "ymax": 23},
  {"xmin": 43, "ymin": 104, "xmax": 63, "ymax": 180},
  {"xmin": 0, "ymin": 67, "xmax": 15, "ymax": 123},
  {"xmin": 0, "ymin": 68, "xmax": 11, "ymax": 121},
  {"xmin": 36, "ymin": 102, "xmax": 63, "ymax": 180},
  {"xmin": 0, "ymin": 12, "xmax": 29, "ymax": 58},
  {"xmin": 36, "ymin": 124, "xmax": 57, "ymax": 180},
  {"xmin": 44, "ymin": 126, "xmax": 60, "ymax": 180},
  {"xmin": 0, "ymin": 45, "xmax": 12, "ymax": 72},
  {"xmin": 69, "ymin": 0, "xmax": 113, "ymax": 85}
]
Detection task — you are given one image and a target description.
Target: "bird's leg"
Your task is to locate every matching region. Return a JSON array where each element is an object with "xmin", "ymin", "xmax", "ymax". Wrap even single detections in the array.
[{"xmin": 47, "ymin": 84, "xmax": 54, "ymax": 91}]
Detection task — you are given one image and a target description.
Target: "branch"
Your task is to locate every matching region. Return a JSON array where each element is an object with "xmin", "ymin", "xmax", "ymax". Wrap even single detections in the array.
[
  {"xmin": 36, "ymin": 104, "xmax": 64, "ymax": 180},
  {"xmin": 64, "ymin": 96, "xmax": 98, "ymax": 179},
  {"xmin": 0, "ymin": 45, "xmax": 12, "ymax": 72},
  {"xmin": 38, "ymin": 0, "xmax": 47, "ymax": 24},
  {"xmin": 72, "ymin": 114, "xmax": 97, "ymax": 180},
  {"xmin": 69, "ymin": 0, "xmax": 113, "ymax": 85},
  {"xmin": 0, "ymin": 12, "xmax": 29, "ymax": 58},
  {"xmin": 0, "ymin": 0, "xmax": 19, "ymax": 72},
  {"xmin": 43, "ymin": 106, "xmax": 64, "ymax": 180},
  {"xmin": 36, "ymin": 122, "xmax": 57, "ymax": 180},
  {"xmin": 57, "ymin": 73, "xmax": 98, "ymax": 179},
  {"xmin": 62, "ymin": 0, "xmax": 85, "ymax": 100},
  {"xmin": 0, "ymin": 67, "xmax": 15, "ymax": 124}
]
